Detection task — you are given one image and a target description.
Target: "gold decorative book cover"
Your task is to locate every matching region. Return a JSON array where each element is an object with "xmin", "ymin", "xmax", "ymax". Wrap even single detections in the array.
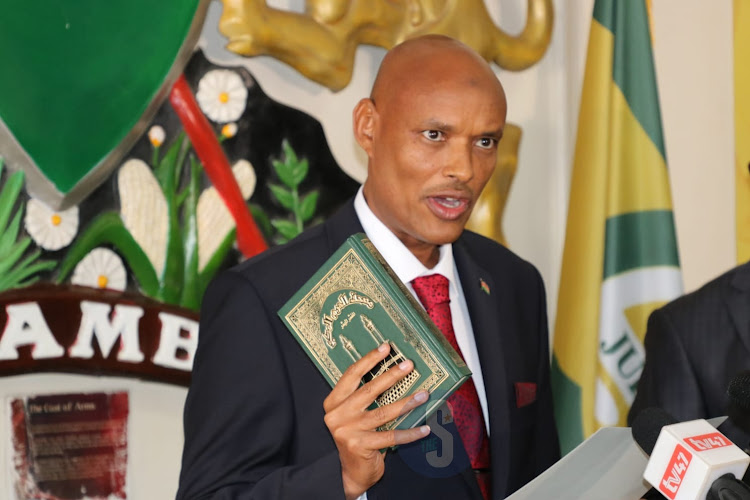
[{"xmin": 278, "ymin": 233, "xmax": 471, "ymax": 431}]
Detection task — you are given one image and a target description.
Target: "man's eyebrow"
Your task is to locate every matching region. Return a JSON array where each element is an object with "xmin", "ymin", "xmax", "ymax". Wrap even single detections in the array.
[
  {"xmin": 484, "ymin": 128, "xmax": 504, "ymax": 140},
  {"xmin": 422, "ymin": 119, "xmax": 455, "ymax": 131},
  {"xmin": 478, "ymin": 124, "xmax": 505, "ymax": 140}
]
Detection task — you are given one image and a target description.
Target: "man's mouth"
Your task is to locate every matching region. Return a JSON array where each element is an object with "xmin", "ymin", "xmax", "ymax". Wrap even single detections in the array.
[
  {"xmin": 435, "ymin": 197, "xmax": 463, "ymax": 209},
  {"xmin": 427, "ymin": 196, "xmax": 470, "ymax": 220}
]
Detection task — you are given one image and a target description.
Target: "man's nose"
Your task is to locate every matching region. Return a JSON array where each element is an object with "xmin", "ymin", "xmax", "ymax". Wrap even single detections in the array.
[{"xmin": 443, "ymin": 143, "xmax": 474, "ymax": 182}]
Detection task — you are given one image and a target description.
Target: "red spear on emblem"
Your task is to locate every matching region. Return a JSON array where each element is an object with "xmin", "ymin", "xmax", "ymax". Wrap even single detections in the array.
[{"xmin": 169, "ymin": 74, "xmax": 268, "ymax": 259}]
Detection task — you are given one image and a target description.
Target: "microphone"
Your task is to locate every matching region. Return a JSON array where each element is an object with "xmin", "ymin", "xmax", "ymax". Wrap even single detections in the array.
[{"xmin": 632, "ymin": 407, "xmax": 750, "ymax": 500}]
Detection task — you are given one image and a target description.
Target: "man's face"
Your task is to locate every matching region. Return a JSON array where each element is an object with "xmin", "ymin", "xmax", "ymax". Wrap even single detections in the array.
[{"xmin": 359, "ymin": 68, "xmax": 507, "ymax": 264}]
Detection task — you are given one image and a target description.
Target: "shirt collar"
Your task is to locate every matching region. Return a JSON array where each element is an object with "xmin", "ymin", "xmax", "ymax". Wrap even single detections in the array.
[{"xmin": 353, "ymin": 187, "xmax": 457, "ymax": 289}]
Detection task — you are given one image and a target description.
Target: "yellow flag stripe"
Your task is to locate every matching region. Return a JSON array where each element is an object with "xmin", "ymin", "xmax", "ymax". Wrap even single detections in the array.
[{"xmin": 553, "ymin": 18, "xmax": 612, "ymax": 410}]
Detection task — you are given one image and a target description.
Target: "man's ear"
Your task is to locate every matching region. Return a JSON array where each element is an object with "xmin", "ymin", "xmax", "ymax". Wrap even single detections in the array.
[{"xmin": 353, "ymin": 98, "xmax": 377, "ymax": 155}]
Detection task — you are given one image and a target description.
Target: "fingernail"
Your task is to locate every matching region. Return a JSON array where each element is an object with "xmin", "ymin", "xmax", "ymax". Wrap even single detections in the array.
[
  {"xmin": 420, "ymin": 425, "xmax": 430, "ymax": 435},
  {"xmin": 399, "ymin": 360, "xmax": 412, "ymax": 371},
  {"xmin": 414, "ymin": 391, "xmax": 428, "ymax": 403},
  {"xmin": 378, "ymin": 343, "xmax": 389, "ymax": 352}
]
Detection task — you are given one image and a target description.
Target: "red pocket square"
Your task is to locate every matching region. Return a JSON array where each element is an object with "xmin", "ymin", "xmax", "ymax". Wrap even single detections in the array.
[{"xmin": 515, "ymin": 382, "xmax": 537, "ymax": 408}]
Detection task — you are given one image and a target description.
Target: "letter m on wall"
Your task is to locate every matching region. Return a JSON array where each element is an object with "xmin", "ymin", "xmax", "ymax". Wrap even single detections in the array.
[{"xmin": 69, "ymin": 301, "xmax": 145, "ymax": 362}]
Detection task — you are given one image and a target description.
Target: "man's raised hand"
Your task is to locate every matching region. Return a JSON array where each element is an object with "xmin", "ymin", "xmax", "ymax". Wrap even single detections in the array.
[{"xmin": 323, "ymin": 343, "xmax": 430, "ymax": 500}]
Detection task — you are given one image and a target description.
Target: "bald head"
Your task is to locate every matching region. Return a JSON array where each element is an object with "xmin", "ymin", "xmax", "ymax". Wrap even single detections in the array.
[{"xmin": 370, "ymin": 35, "xmax": 506, "ymax": 112}]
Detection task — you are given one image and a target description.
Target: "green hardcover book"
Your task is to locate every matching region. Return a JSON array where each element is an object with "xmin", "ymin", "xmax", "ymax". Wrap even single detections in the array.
[{"xmin": 278, "ymin": 232, "xmax": 471, "ymax": 432}]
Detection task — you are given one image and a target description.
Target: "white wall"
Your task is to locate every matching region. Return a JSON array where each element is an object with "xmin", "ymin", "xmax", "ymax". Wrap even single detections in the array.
[
  {"xmin": 0, "ymin": 1, "xmax": 736, "ymax": 497},
  {"xmin": 651, "ymin": 0, "xmax": 736, "ymax": 290}
]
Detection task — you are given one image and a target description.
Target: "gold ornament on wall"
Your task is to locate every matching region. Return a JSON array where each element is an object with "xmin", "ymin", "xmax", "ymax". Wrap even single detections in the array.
[
  {"xmin": 219, "ymin": 0, "xmax": 553, "ymax": 91},
  {"xmin": 466, "ymin": 124, "xmax": 521, "ymax": 247}
]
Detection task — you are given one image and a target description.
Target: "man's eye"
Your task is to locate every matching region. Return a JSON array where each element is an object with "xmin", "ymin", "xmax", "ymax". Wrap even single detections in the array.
[
  {"xmin": 476, "ymin": 137, "xmax": 497, "ymax": 149},
  {"xmin": 422, "ymin": 130, "xmax": 443, "ymax": 141}
]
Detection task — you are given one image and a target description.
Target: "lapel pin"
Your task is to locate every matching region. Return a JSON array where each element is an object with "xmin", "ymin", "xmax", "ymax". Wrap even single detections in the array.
[{"xmin": 479, "ymin": 278, "xmax": 490, "ymax": 295}]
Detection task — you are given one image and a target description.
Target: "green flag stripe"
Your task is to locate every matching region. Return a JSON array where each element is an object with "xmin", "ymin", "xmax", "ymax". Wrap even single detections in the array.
[
  {"xmin": 551, "ymin": 356, "xmax": 584, "ymax": 455},
  {"xmin": 593, "ymin": 0, "xmax": 666, "ymax": 159},
  {"xmin": 603, "ymin": 210, "xmax": 680, "ymax": 279},
  {"xmin": 592, "ymin": 0, "xmax": 615, "ymax": 33}
]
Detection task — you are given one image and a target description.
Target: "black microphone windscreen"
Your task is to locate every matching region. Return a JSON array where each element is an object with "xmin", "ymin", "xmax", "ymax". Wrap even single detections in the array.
[
  {"xmin": 632, "ymin": 407, "xmax": 678, "ymax": 456},
  {"xmin": 707, "ymin": 473, "xmax": 750, "ymax": 500},
  {"xmin": 727, "ymin": 371, "xmax": 750, "ymax": 434}
]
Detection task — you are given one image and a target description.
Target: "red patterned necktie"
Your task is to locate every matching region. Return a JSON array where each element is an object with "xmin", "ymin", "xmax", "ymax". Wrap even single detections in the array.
[{"xmin": 411, "ymin": 274, "xmax": 491, "ymax": 499}]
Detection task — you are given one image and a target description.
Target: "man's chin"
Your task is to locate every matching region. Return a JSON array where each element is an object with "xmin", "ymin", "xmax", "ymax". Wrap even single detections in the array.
[{"xmin": 420, "ymin": 227, "xmax": 465, "ymax": 247}]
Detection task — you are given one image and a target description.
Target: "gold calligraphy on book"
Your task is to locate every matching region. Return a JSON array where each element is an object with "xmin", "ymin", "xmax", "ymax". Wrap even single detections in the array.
[{"xmin": 321, "ymin": 290, "xmax": 375, "ymax": 347}]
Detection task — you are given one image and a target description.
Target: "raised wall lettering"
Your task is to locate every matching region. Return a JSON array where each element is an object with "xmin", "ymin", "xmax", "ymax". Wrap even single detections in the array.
[
  {"xmin": 0, "ymin": 303, "xmax": 64, "ymax": 360},
  {"xmin": 70, "ymin": 301, "xmax": 145, "ymax": 362}
]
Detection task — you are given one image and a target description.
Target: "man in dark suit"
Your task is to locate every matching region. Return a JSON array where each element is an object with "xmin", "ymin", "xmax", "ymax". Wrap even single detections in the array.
[
  {"xmin": 177, "ymin": 35, "xmax": 559, "ymax": 500},
  {"xmin": 629, "ymin": 261, "xmax": 750, "ymax": 446}
]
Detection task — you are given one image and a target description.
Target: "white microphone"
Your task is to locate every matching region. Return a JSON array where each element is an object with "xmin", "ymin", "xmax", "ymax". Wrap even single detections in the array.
[{"xmin": 633, "ymin": 408, "xmax": 750, "ymax": 500}]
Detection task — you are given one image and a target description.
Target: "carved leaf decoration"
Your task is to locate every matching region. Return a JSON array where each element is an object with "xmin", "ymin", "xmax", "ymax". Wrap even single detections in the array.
[
  {"xmin": 0, "ymin": 159, "xmax": 55, "ymax": 291},
  {"xmin": 299, "ymin": 191, "xmax": 319, "ymax": 222},
  {"xmin": 273, "ymin": 139, "xmax": 308, "ymax": 189},
  {"xmin": 270, "ymin": 219, "xmax": 299, "ymax": 240},
  {"xmin": 268, "ymin": 184, "xmax": 295, "ymax": 210}
]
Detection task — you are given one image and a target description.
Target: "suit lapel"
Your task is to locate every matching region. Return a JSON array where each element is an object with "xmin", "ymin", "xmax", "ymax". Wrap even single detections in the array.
[
  {"xmin": 454, "ymin": 237, "xmax": 511, "ymax": 499},
  {"xmin": 725, "ymin": 263, "xmax": 750, "ymax": 355}
]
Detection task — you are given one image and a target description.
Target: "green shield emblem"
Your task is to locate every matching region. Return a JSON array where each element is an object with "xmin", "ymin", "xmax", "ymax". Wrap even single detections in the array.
[{"xmin": 0, "ymin": 0, "xmax": 208, "ymax": 208}]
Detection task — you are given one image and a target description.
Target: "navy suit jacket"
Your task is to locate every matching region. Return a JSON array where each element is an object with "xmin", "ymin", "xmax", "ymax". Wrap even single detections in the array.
[
  {"xmin": 629, "ymin": 261, "xmax": 750, "ymax": 447},
  {"xmin": 177, "ymin": 200, "xmax": 560, "ymax": 499}
]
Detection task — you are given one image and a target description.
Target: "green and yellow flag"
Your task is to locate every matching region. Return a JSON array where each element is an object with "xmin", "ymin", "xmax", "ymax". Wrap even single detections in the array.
[{"xmin": 551, "ymin": 0, "xmax": 682, "ymax": 454}]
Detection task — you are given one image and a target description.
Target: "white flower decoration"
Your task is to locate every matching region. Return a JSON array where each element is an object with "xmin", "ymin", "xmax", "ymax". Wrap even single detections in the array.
[
  {"xmin": 148, "ymin": 125, "xmax": 165, "ymax": 147},
  {"xmin": 196, "ymin": 70, "xmax": 248, "ymax": 123},
  {"xmin": 71, "ymin": 248, "xmax": 127, "ymax": 291},
  {"xmin": 24, "ymin": 199, "xmax": 79, "ymax": 250}
]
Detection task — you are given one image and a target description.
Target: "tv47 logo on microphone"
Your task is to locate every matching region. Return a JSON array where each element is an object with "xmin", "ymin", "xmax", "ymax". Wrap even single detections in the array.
[
  {"xmin": 685, "ymin": 432, "xmax": 730, "ymax": 452},
  {"xmin": 643, "ymin": 420, "xmax": 750, "ymax": 500},
  {"xmin": 659, "ymin": 444, "xmax": 692, "ymax": 499}
]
